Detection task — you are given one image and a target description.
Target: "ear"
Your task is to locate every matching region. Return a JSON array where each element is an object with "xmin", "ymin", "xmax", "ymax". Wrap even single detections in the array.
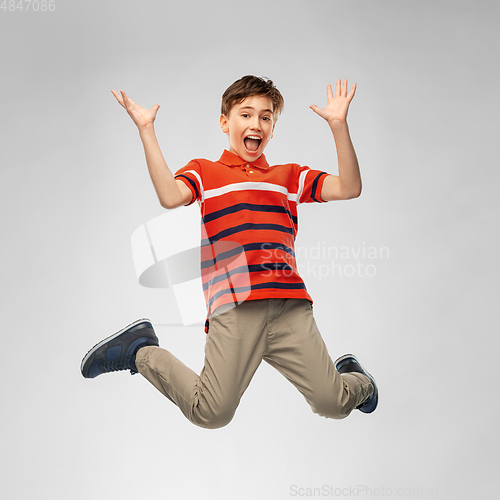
[{"xmin": 220, "ymin": 114, "xmax": 229, "ymax": 134}]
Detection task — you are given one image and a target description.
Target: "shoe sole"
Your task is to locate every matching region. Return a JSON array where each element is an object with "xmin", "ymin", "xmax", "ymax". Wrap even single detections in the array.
[
  {"xmin": 335, "ymin": 354, "xmax": 378, "ymax": 413},
  {"xmin": 80, "ymin": 318, "xmax": 153, "ymax": 374}
]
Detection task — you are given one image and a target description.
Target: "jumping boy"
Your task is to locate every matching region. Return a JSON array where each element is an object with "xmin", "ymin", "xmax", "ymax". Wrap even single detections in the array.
[{"xmin": 81, "ymin": 76, "xmax": 378, "ymax": 429}]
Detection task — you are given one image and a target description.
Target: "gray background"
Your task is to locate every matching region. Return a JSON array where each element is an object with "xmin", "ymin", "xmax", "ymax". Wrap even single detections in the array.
[{"xmin": 1, "ymin": 0, "xmax": 499, "ymax": 499}]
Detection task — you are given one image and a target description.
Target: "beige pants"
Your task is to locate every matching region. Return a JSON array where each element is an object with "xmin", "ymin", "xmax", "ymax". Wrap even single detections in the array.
[{"xmin": 135, "ymin": 298, "xmax": 373, "ymax": 429}]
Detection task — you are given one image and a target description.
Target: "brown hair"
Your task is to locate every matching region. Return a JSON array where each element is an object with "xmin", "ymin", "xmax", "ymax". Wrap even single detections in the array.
[{"xmin": 221, "ymin": 75, "xmax": 284, "ymax": 121}]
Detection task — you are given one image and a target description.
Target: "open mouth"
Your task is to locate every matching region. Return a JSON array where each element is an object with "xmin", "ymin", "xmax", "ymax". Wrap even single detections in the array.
[{"xmin": 244, "ymin": 136, "xmax": 261, "ymax": 152}]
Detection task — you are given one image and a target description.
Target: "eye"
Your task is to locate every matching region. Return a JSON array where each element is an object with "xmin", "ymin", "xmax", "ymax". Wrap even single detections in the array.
[
  {"xmin": 262, "ymin": 116, "xmax": 271, "ymax": 121},
  {"xmin": 242, "ymin": 113, "xmax": 250, "ymax": 118}
]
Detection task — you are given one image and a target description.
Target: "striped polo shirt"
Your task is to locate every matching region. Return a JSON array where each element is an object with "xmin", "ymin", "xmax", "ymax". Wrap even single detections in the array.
[{"xmin": 174, "ymin": 149, "xmax": 328, "ymax": 331}]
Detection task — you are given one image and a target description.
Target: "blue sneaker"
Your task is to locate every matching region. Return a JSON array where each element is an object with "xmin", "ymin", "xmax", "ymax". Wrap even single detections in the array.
[
  {"xmin": 81, "ymin": 319, "xmax": 159, "ymax": 378},
  {"xmin": 335, "ymin": 354, "xmax": 378, "ymax": 413}
]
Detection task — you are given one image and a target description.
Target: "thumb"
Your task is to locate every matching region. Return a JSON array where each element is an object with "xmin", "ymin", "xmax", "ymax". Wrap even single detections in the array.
[
  {"xmin": 151, "ymin": 104, "xmax": 160, "ymax": 117},
  {"xmin": 310, "ymin": 105, "xmax": 323, "ymax": 117}
]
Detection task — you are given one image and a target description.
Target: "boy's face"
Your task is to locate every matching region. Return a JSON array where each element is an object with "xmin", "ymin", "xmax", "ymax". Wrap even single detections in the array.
[{"xmin": 220, "ymin": 95, "xmax": 275, "ymax": 162}]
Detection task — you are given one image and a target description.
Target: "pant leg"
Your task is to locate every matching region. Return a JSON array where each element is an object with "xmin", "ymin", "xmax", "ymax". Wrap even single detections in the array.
[
  {"xmin": 263, "ymin": 298, "xmax": 373, "ymax": 419},
  {"xmin": 135, "ymin": 300, "xmax": 269, "ymax": 429}
]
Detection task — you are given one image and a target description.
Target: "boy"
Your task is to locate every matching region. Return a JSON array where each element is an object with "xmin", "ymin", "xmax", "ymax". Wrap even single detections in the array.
[{"xmin": 81, "ymin": 76, "xmax": 378, "ymax": 429}]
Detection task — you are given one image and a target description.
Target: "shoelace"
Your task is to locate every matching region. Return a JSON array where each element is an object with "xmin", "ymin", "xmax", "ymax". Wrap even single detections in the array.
[{"xmin": 101, "ymin": 356, "xmax": 138, "ymax": 375}]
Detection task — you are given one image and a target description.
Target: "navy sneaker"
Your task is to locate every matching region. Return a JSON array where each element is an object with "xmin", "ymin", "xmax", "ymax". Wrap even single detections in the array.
[
  {"xmin": 335, "ymin": 354, "xmax": 378, "ymax": 413},
  {"xmin": 81, "ymin": 319, "xmax": 159, "ymax": 378}
]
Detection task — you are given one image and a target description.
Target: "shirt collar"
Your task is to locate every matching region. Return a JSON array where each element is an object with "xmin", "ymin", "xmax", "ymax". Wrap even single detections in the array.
[{"xmin": 219, "ymin": 149, "xmax": 270, "ymax": 170}]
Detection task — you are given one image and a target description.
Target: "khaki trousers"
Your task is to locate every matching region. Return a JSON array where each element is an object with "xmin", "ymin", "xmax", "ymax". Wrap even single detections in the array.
[{"xmin": 135, "ymin": 298, "xmax": 373, "ymax": 429}]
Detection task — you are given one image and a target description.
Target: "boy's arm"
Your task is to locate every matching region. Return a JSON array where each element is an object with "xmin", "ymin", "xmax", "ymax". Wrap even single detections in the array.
[
  {"xmin": 310, "ymin": 80, "xmax": 361, "ymax": 201},
  {"xmin": 111, "ymin": 90, "xmax": 193, "ymax": 209},
  {"xmin": 138, "ymin": 124, "xmax": 193, "ymax": 209}
]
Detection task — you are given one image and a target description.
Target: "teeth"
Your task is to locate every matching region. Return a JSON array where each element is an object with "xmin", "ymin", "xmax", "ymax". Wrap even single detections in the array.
[{"xmin": 246, "ymin": 136, "xmax": 261, "ymax": 140}]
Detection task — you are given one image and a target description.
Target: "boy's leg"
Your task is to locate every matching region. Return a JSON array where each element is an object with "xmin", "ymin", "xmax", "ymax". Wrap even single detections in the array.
[
  {"xmin": 135, "ymin": 300, "xmax": 270, "ymax": 429},
  {"xmin": 263, "ymin": 299, "xmax": 374, "ymax": 419}
]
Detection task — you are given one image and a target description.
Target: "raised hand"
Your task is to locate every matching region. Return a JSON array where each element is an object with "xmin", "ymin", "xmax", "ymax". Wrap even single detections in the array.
[
  {"xmin": 310, "ymin": 79, "xmax": 356, "ymax": 125},
  {"xmin": 111, "ymin": 89, "xmax": 160, "ymax": 130}
]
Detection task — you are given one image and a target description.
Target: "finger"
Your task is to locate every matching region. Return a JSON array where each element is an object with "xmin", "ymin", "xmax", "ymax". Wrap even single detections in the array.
[
  {"xmin": 335, "ymin": 79, "xmax": 341, "ymax": 98},
  {"xmin": 347, "ymin": 82, "xmax": 357, "ymax": 101},
  {"xmin": 342, "ymin": 79, "xmax": 348, "ymax": 97},
  {"xmin": 111, "ymin": 90, "xmax": 126, "ymax": 108},
  {"xmin": 120, "ymin": 90, "xmax": 135, "ymax": 108},
  {"xmin": 326, "ymin": 84, "xmax": 334, "ymax": 100}
]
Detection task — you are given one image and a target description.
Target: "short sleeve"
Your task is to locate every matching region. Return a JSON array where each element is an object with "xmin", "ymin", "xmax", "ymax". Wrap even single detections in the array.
[
  {"xmin": 174, "ymin": 160, "xmax": 203, "ymax": 206},
  {"xmin": 297, "ymin": 166, "xmax": 329, "ymax": 204}
]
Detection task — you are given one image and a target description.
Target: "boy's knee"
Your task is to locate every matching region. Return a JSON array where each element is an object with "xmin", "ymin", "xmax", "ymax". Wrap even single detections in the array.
[
  {"xmin": 310, "ymin": 396, "xmax": 351, "ymax": 420},
  {"xmin": 204, "ymin": 411, "xmax": 235, "ymax": 429},
  {"xmin": 196, "ymin": 403, "xmax": 237, "ymax": 429}
]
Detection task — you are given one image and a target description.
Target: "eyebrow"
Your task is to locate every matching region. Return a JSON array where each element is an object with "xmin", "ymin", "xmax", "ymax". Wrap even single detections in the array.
[{"xmin": 240, "ymin": 106, "xmax": 273, "ymax": 114}]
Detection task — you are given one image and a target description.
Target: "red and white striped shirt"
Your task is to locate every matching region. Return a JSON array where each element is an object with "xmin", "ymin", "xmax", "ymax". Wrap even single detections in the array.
[{"xmin": 174, "ymin": 149, "xmax": 328, "ymax": 332}]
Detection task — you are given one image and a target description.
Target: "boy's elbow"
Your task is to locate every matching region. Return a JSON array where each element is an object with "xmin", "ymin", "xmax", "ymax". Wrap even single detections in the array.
[
  {"xmin": 350, "ymin": 186, "xmax": 362, "ymax": 199},
  {"xmin": 160, "ymin": 192, "xmax": 193, "ymax": 209},
  {"xmin": 339, "ymin": 185, "xmax": 362, "ymax": 200},
  {"xmin": 160, "ymin": 197, "xmax": 181, "ymax": 210}
]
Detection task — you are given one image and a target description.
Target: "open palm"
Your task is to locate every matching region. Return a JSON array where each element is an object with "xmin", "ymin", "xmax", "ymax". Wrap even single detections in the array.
[
  {"xmin": 111, "ymin": 89, "xmax": 160, "ymax": 130},
  {"xmin": 310, "ymin": 79, "xmax": 356, "ymax": 124}
]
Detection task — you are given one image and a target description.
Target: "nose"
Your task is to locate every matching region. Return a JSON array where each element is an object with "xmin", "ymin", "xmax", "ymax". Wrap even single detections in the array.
[{"xmin": 250, "ymin": 117, "xmax": 261, "ymax": 130}]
